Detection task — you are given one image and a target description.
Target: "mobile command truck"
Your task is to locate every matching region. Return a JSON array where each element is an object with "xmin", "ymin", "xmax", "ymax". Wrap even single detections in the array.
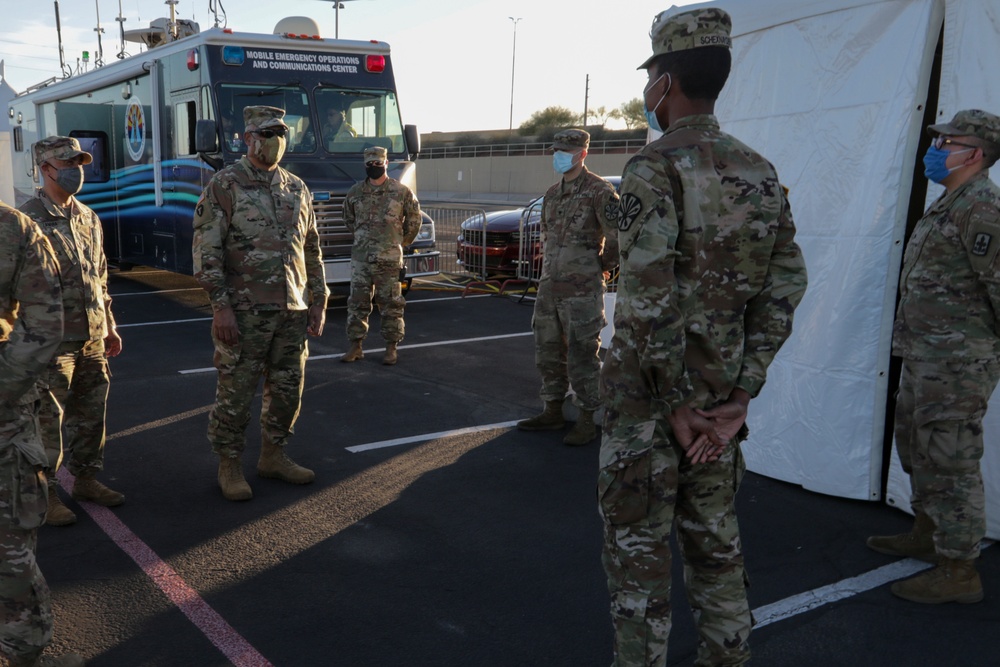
[{"xmin": 7, "ymin": 14, "xmax": 439, "ymax": 283}]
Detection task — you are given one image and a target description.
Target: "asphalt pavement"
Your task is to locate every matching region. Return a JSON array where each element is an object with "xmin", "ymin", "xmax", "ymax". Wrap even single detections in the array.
[{"xmin": 34, "ymin": 268, "xmax": 1000, "ymax": 667}]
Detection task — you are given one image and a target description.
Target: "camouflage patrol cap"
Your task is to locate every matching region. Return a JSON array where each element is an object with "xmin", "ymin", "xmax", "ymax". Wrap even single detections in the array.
[
  {"xmin": 927, "ymin": 109, "xmax": 1000, "ymax": 147},
  {"xmin": 639, "ymin": 7, "xmax": 733, "ymax": 70},
  {"xmin": 33, "ymin": 136, "xmax": 93, "ymax": 166},
  {"xmin": 243, "ymin": 105, "xmax": 288, "ymax": 130},
  {"xmin": 364, "ymin": 146, "xmax": 388, "ymax": 163},
  {"xmin": 551, "ymin": 129, "xmax": 590, "ymax": 152}
]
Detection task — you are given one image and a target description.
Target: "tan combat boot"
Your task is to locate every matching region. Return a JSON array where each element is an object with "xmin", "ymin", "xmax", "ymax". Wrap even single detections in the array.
[
  {"xmin": 72, "ymin": 474, "xmax": 125, "ymax": 507},
  {"xmin": 563, "ymin": 410, "xmax": 597, "ymax": 446},
  {"xmin": 257, "ymin": 442, "xmax": 315, "ymax": 484},
  {"xmin": 45, "ymin": 484, "xmax": 77, "ymax": 526},
  {"xmin": 341, "ymin": 339, "xmax": 364, "ymax": 362},
  {"xmin": 383, "ymin": 342, "xmax": 398, "ymax": 366},
  {"xmin": 517, "ymin": 401, "xmax": 566, "ymax": 431},
  {"xmin": 218, "ymin": 457, "xmax": 253, "ymax": 501},
  {"xmin": 866, "ymin": 511, "xmax": 937, "ymax": 563},
  {"xmin": 891, "ymin": 558, "xmax": 983, "ymax": 604},
  {"xmin": 12, "ymin": 652, "xmax": 85, "ymax": 667}
]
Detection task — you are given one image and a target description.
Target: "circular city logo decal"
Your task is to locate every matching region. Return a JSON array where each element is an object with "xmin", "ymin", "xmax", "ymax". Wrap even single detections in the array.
[{"xmin": 125, "ymin": 97, "xmax": 146, "ymax": 162}]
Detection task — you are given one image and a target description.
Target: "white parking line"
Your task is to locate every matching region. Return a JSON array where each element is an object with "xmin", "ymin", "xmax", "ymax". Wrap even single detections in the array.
[
  {"xmin": 114, "ymin": 293, "xmax": 493, "ymax": 329},
  {"xmin": 111, "ymin": 288, "xmax": 205, "ymax": 297},
  {"xmin": 117, "ymin": 317, "xmax": 213, "ymax": 329},
  {"xmin": 346, "ymin": 420, "xmax": 521, "ymax": 452},
  {"xmin": 177, "ymin": 331, "xmax": 533, "ymax": 374},
  {"xmin": 347, "ymin": 418, "xmax": 998, "ymax": 629}
]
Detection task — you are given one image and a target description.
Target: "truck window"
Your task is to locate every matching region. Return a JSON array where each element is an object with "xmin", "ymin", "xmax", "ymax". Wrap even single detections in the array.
[
  {"xmin": 316, "ymin": 87, "xmax": 404, "ymax": 155},
  {"xmin": 174, "ymin": 101, "xmax": 197, "ymax": 156},
  {"xmin": 215, "ymin": 83, "xmax": 312, "ymax": 153}
]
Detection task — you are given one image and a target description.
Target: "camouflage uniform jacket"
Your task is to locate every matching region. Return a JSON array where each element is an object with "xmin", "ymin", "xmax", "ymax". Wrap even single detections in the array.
[
  {"xmin": 19, "ymin": 190, "xmax": 114, "ymax": 342},
  {"xmin": 343, "ymin": 177, "xmax": 421, "ymax": 267},
  {"xmin": 539, "ymin": 166, "xmax": 621, "ymax": 298},
  {"xmin": 0, "ymin": 201, "xmax": 64, "ymax": 458},
  {"xmin": 601, "ymin": 114, "xmax": 807, "ymax": 419},
  {"xmin": 193, "ymin": 156, "xmax": 329, "ymax": 311},
  {"xmin": 893, "ymin": 171, "xmax": 1000, "ymax": 362}
]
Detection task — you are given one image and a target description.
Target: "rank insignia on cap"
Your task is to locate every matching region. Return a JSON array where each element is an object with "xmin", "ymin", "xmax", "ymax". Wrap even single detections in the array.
[{"xmin": 973, "ymin": 232, "xmax": 992, "ymax": 256}]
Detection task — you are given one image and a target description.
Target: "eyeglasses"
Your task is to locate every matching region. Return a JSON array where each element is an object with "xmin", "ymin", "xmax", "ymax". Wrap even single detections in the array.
[
  {"xmin": 932, "ymin": 136, "xmax": 978, "ymax": 151},
  {"xmin": 252, "ymin": 127, "xmax": 287, "ymax": 139}
]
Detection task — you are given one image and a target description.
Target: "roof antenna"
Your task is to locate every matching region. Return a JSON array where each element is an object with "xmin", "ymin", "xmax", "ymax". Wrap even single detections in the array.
[
  {"xmin": 208, "ymin": 0, "xmax": 227, "ymax": 29},
  {"xmin": 116, "ymin": 0, "xmax": 129, "ymax": 59},
  {"xmin": 166, "ymin": 0, "xmax": 179, "ymax": 40},
  {"xmin": 93, "ymin": 0, "xmax": 106, "ymax": 68},
  {"xmin": 54, "ymin": 1, "xmax": 72, "ymax": 78}
]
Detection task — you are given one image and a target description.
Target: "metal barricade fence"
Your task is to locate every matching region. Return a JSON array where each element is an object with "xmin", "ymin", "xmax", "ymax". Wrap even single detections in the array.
[
  {"xmin": 515, "ymin": 198, "xmax": 544, "ymax": 286},
  {"xmin": 421, "ymin": 205, "xmax": 489, "ymax": 279}
]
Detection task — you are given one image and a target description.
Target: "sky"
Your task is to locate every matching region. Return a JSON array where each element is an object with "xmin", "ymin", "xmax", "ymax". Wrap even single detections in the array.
[{"xmin": 0, "ymin": 0, "xmax": 701, "ymax": 134}]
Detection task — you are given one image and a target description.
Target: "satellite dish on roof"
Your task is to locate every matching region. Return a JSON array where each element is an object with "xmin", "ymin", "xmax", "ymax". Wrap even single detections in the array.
[{"xmin": 274, "ymin": 16, "xmax": 322, "ymax": 37}]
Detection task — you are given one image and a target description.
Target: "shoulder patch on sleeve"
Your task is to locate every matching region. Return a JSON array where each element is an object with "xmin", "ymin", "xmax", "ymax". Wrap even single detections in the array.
[
  {"xmin": 972, "ymin": 232, "xmax": 992, "ymax": 256},
  {"xmin": 618, "ymin": 193, "xmax": 642, "ymax": 231}
]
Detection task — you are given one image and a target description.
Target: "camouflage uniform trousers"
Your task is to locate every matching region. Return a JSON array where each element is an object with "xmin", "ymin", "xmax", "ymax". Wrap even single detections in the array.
[
  {"xmin": 0, "ymin": 404, "xmax": 53, "ymax": 664},
  {"xmin": 599, "ymin": 412, "xmax": 750, "ymax": 667},
  {"xmin": 37, "ymin": 338, "xmax": 110, "ymax": 477},
  {"xmin": 208, "ymin": 309, "xmax": 309, "ymax": 458},
  {"xmin": 532, "ymin": 290, "xmax": 605, "ymax": 411},
  {"xmin": 894, "ymin": 357, "xmax": 1000, "ymax": 560},
  {"xmin": 346, "ymin": 260, "xmax": 405, "ymax": 343}
]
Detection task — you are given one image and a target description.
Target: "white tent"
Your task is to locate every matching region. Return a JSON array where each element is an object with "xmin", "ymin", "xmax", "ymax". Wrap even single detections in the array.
[{"xmin": 663, "ymin": 0, "xmax": 1000, "ymax": 535}]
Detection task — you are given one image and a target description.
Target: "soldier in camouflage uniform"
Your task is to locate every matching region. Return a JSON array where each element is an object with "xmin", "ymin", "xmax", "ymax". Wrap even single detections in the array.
[
  {"xmin": 868, "ymin": 110, "xmax": 1000, "ymax": 604},
  {"xmin": 1, "ymin": 202, "xmax": 84, "ymax": 667},
  {"xmin": 517, "ymin": 129, "xmax": 620, "ymax": 445},
  {"xmin": 341, "ymin": 146, "xmax": 421, "ymax": 366},
  {"xmin": 193, "ymin": 105, "xmax": 329, "ymax": 502},
  {"xmin": 19, "ymin": 137, "xmax": 124, "ymax": 527},
  {"xmin": 599, "ymin": 9, "xmax": 807, "ymax": 666}
]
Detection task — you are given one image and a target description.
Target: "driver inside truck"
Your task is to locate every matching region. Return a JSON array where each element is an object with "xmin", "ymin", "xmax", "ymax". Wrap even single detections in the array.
[{"xmin": 322, "ymin": 104, "xmax": 357, "ymax": 148}]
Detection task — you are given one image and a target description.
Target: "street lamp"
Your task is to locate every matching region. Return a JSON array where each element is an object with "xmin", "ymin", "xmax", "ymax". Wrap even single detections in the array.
[
  {"xmin": 317, "ymin": 0, "xmax": 363, "ymax": 38},
  {"xmin": 508, "ymin": 17, "xmax": 521, "ymax": 134}
]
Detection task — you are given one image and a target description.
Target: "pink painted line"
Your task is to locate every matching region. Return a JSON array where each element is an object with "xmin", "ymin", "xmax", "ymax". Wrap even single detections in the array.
[{"xmin": 57, "ymin": 470, "xmax": 272, "ymax": 667}]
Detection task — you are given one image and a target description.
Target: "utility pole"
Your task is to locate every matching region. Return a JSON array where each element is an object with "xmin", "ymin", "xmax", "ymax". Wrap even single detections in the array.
[{"xmin": 583, "ymin": 74, "xmax": 589, "ymax": 128}]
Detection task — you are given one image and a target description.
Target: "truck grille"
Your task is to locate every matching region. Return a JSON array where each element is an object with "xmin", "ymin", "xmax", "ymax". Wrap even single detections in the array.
[
  {"xmin": 463, "ymin": 230, "xmax": 513, "ymax": 248},
  {"xmin": 313, "ymin": 195, "xmax": 352, "ymax": 259}
]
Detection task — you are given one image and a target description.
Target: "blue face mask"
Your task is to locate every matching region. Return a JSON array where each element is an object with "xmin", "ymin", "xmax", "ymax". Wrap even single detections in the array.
[
  {"xmin": 643, "ymin": 73, "xmax": 670, "ymax": 133},
  {"xmin": 923, "ymin": 145, "xmax": 972, "ymax": 183},
  {"xmin": 553, "ymin": 151, "xmax": 576, "ymax": 174}
]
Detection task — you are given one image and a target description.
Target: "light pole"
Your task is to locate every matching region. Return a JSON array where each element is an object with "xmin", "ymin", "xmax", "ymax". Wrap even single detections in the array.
[
  {"xmin": 316, "ymin": 0, "xmax": 362, "ymax": 39},
  {"xmin": 508, "ymin": 17, "xmax": 521, "ymax": 134}
]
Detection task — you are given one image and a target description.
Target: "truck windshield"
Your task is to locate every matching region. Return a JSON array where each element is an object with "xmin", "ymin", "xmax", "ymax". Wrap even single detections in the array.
[
  {"xmin": 215, "ymin": 83, "xmax": 405, "ymax": 156},
  {"xmin": 216, "ymin": 83, "xmax": 313, "ymax": 153},
  {"xmin": 316, "ymin": 86, "xmax": 404, "ymax": 155}
]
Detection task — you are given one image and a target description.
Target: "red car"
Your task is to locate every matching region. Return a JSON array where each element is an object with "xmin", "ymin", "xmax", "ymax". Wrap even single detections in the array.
[
  {"xmin": 456, "ymin": 200, "xmax": 542, "ymax": 278},
  {"xmin": 456, "ymin": 176, "xmax": 620, "ymax": 279}
]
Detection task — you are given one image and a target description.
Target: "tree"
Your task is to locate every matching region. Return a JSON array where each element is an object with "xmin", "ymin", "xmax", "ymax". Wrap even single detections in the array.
[
  {"xmin": 611, "ymin": 98, "xmax": 646, "ymax": 130},
  {"xmin": 518, "ymin": 106, "xmax": 579, "ymax": 136},
  {"xmin": 585, "ymin": 105, "xmax": 615, "ymax": 127}
]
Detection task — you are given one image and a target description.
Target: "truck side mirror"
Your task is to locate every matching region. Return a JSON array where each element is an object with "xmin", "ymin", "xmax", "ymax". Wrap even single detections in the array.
[
  {"xmin": 404, "ymin": 124, "xmax": 420, "ymax": 160},
  {"xmin": 195, "ymin": 119, "xmax": 219, "ymax": 153}
]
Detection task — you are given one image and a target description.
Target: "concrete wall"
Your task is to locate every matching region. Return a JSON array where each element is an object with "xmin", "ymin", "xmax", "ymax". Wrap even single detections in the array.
[{"xmin": 415, "ymin": 153, "xmax": 633, "ymax": 204}]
